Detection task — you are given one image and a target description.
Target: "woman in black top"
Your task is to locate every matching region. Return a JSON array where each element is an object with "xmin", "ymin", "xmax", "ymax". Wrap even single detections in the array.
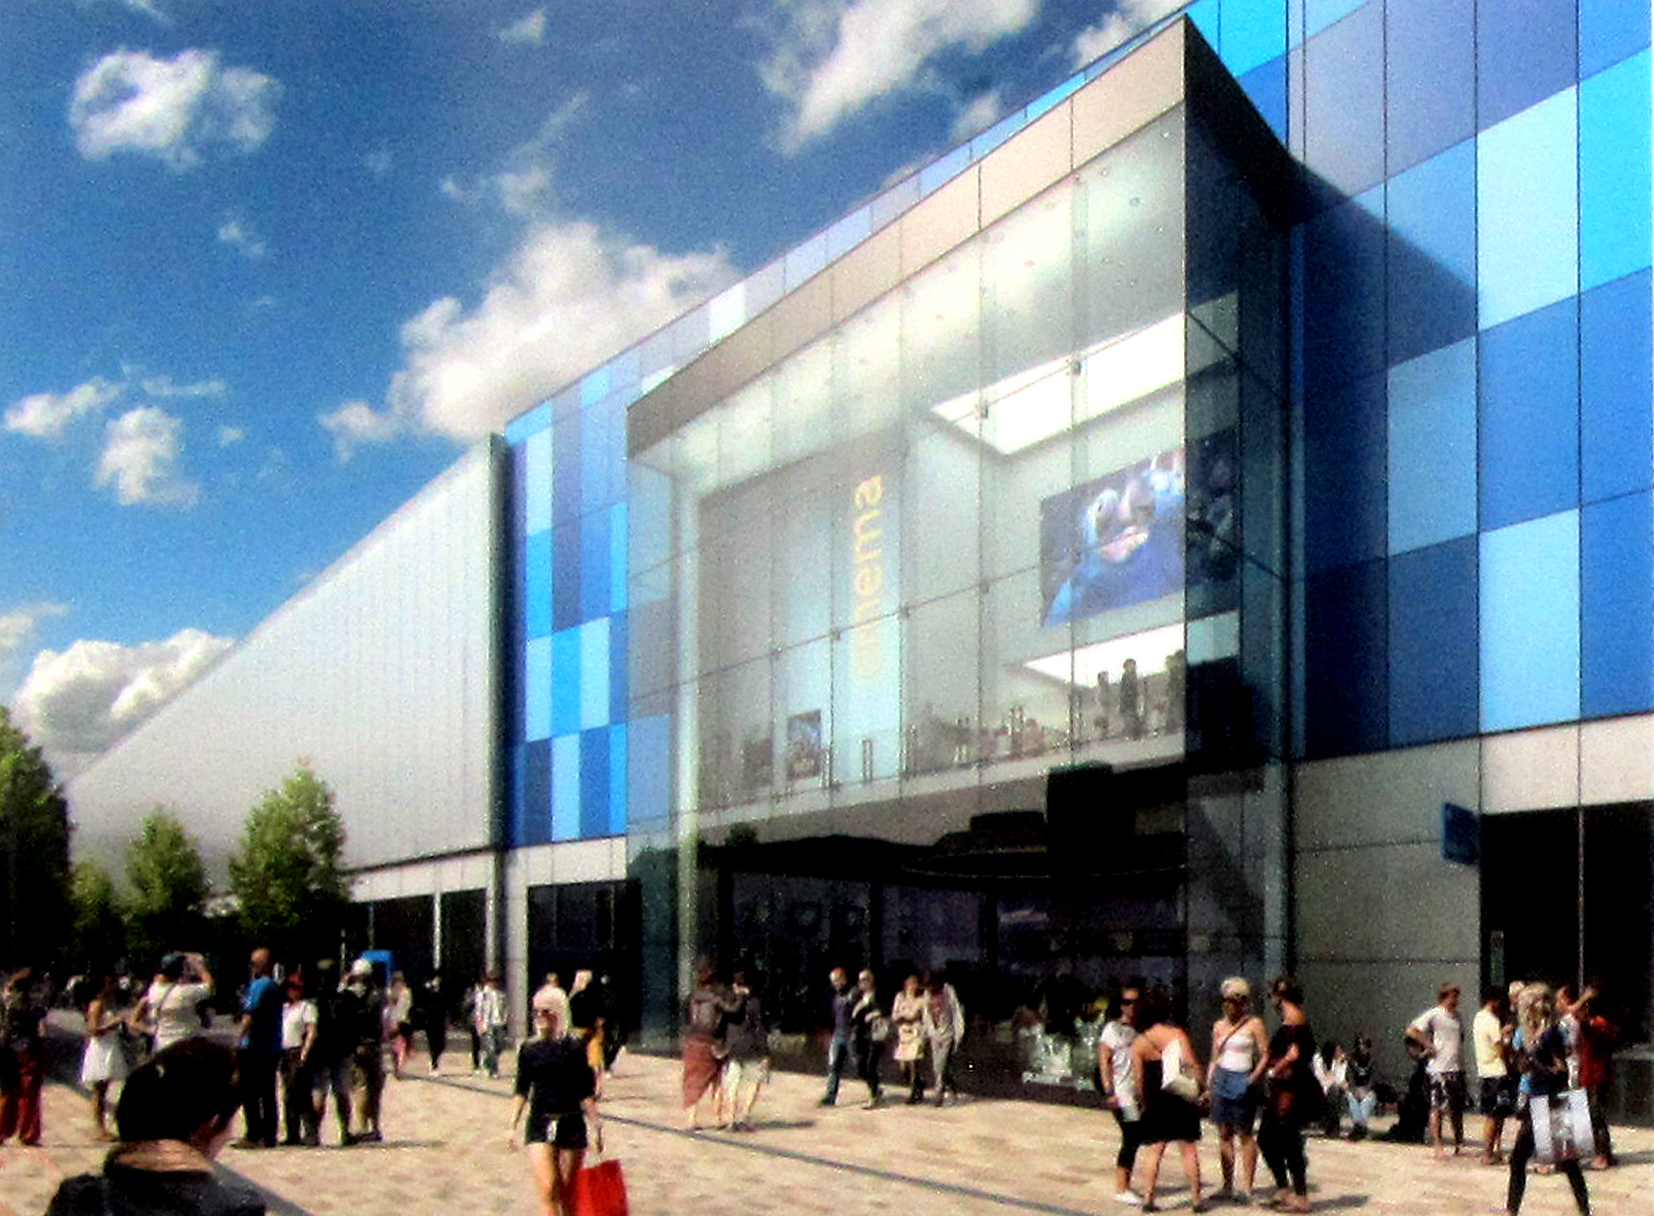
[
  {"xmin": 1258, "ymin": 976, "xmax": 1317, "ymax": 1213},
  {"xmin": 510, "ymin": 1003, "xmax": 600, "ymax": 1216}
]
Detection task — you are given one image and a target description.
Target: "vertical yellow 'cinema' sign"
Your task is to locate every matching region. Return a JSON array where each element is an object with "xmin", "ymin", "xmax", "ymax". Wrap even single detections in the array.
[{"xmin": 850, "ymin": 474, "xmax": 885, "ymax": 680}]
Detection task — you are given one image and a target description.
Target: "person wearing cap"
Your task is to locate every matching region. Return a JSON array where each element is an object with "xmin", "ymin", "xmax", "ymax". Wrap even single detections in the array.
[
  {"xmin": 340, "ymin": 958, "xmax": 386, "ymax": 1142},
  {"xmin": 1208, "ymin": 977, "xmax": 1269, "ymax": 1202},
  {"xmin": 131, "ymin": 952, "xmax": 213, "ymax": 1056}
]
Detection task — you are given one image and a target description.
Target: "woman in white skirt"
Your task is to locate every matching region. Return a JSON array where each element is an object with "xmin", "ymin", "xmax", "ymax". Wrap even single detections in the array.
[{"xmin": 80, "ymin": 975, "xmax": 130, "ymax": 1140}]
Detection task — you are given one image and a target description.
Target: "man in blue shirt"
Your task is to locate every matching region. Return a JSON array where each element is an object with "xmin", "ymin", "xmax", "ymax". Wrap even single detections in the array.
[
  {"xmin": 819, "ymin": 967, "xmax": 854, "ymax": 1105},
  {"xmin": 236, "ymin": 947, "xmax": 284, "ymax": 1147}
]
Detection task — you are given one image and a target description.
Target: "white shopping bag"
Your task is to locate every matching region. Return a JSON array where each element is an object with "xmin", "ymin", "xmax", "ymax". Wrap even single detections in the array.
[{"xmin": 1529, "ymin": 1089, "xmax": 1593, "ymax": 1164}]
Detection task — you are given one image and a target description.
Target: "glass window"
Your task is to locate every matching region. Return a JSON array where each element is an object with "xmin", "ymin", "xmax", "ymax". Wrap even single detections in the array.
[
  {"xmin": 902, "ymin": 424, "xmax": 981, "ymax": 603},
  {"xmin": 1582, "ymin": 492, "xmax": 1654, "ymax": 718},
  {"xmin": 578, "ymin": 618, "xmax": 610, "ymax": 730},
  {"xmin": 1581, "ymin": 0, "xmax": 1651, "ymax": 77},
  {"xmin": 1478, "ymin": 296, "xmax": 1579, "ymax": 531},
  {"xmin": 1480, "ymin": 510, "xmax": 1580, "ymax": 732},
  {"xmin": 551, "ymin": 626, "xmax": 582, "ymax": 737},
  {"xmin": 1580, "ymin": 51, "xmax": 1653, "ymax": 291},
  {"xmin": 551, "ymin": 733, "xmax": 581, "ymax": 841},
  {"xmin": 903, "ymin": 590, "xmax": 982, "ymax": 775},
  {"xmin": 1220, "ymin": 0, "xmax": 1288, "ymax": 77},
  {"xmin": 524, "ymin": 635, "xmax": 551, "ymax": 742},
  {"xmin": 1387, "ymin": 139, "xmax": 1477, "ymax": 365},
  {"xmin": 1582, "ymin": 270, "xmax": 1654, "ymax": 504},
  {"xmin": 523, "ymin": 428, "xmax": 552, "ymax": 535},
  {"xmin": 1389, "ymin": 537, "xmax": 1478, "ymax": 745},
  {"xmin": 626, "ymin": 715, "xmax": 672, "ymax": 825},
  {"xmin": 774, "ymin": 637, "xmax": 832, "ymax": 788},
  {"xmin": 519, "ymin": 739, "xmax": 551, "ymax": 846},
  {"xmin": 607, "ymin": 612, "xmax": 628, "ymax": 722},
  {"xmin": 578, "ymin": 727, "xmax": 612, "ymax": 838},
  {"xmin": 1385, "ymin": 0, "xmax": 1475, "ymax": 173},
  {"xmin": 1304, "ymin": 369, "xmax": 1386, "ymax": 574},
  {"xmin": 1476, "ymin": 0, "xmax": 1578, "ymax": 130},
  {"xmin": 1305, "ymin": 0, "xmax": 1372, "ymax": 39},
  {"xmin": 553, "ymin": 410, "xmax": 581, "ymax": 526},
  {"xmin": 553, "ymin": 519, "xmax": 581, "ymax": 631},
  {"xmin": 1303, "ymin": 559, "xmax": 1387, "ymax": 758},
  {"xmin": 1301, "ymin": 0, "xmax": 1385, "ymax": 197},
  {"xmin": 1302, "ymin": 189, "xmax": 1385, "ymax": 396},
  {"xmin": 1477, "ymin": 88, "xmax": 1578, "ymax": 331},
  {"xmin": 1388, "ymin": 338, "xmax": 1476, "ymax": 554},
  {"xmin": 1237, "ymin": 55, "xmax": 1287, "ymax": 143},
  {"xmin": 577, "ymin": 508, "xmax": 610, "ymax": 625}
]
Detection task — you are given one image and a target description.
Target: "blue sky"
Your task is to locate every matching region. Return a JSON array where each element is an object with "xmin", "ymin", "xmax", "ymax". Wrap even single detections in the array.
[{"xmin": 0, "ymin": 0, "xmax": 1171, "ymax": 774}]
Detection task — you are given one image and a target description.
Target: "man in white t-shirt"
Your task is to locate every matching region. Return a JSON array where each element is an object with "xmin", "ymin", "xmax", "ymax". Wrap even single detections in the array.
[
  {"xmin": 1098, "ymin": 985, "xmax": 1144, "ymax": 1206},
  {"xmin": 1470, "ymin": 985, "xmax": 1512, "ymax": 1164},
  {"xmin": 1407, "ymin": 983, "xmax": 1466, "ymax": 1158}
]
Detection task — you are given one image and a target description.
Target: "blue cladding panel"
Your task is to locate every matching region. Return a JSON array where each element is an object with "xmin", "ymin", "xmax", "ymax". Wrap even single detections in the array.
[
  {"xmin": 1301, "ymin": 0, "xmax": 1385, "ymax": 197},
  {"xmin": 1238, "ymin": 55, "xmax": 1288, "ymax": 143},
  {"xmin": 525, "ymin": 635, "xmax": 552, "ymax": 742},
  {"xmin": 1476, "ymin": 0, "xmax": 1579, "ymax": 130},
  {"xmin": 919, "ymin": 145, "xmax": 971, "ymax": 196},
  {"xmin": 1478, "ymin": 297, "xmax": 1579, "ymax": 531},
  {"xmin": 551, "ymin": 628, "xmax": 581, "ymax": 737},
  {"xmin": 1581, "ymin": 0, "xmax": 1651, "ymax": 76},
  {"xmin": 553, "ymin": 411, "xmax": 581, "ymax": 525},
  {"xmin": 826, "ymin": 206, "xmax": 873, "ymax": 260},
  {"xmin": 1305, "ymin": 560, "xmax": 1388, "ymax": 757},
  {"xmin": 1582, "ymin": 492, "xmax": 1654, "ymax": 717},
  {"xmin": 521, "ymin": 740, "xmax": 550, "ymax": 847},
  {"xmin": 551, "ymin": 734, "xmax": 581, "ymax": 841},
  {"xmin": 1387, "ymin": 140, "xmax": 1477, "ymax": 365},
  {"xmin": 1303, "ymin": 191, "xmax": 1385, "ymax": 394},
  {"xmin": 784, "ymin": 234, "xmax": 827, "ymax": 288},
  {"xmin": 1389, "ymin": 537, "xmax": 1479, "ymax": 745},
  {"xmin": 553, "ymin": 521, "xmax": 581, "ymax": 632},
  {"xmin": 524, "ymin": 428, "xmax": 552, "ymax": 535},
  {"xmin": 580, "ymin": 365, "xmax": 610, "ymax": 408},
  {"xmin": 1481, "ymin": 511, "xmax": 1580, "ymax": 732},
  {"xmin": 607, "ymin": 725, "xmax": 628, "ymax": 835},
  {"xmin": 1220, "ymin": 0, "xmax": 1288, "ymax": 76},
  {"xmin": 1477, "ymin": 89, "xmax": 1579, "ymax": 331},
  {"xmin": 579, "ymin": 618, "xmax": 609, "ymax": 731},
  {"xmin": 579, "ymin": 728, "xmax": 610, "ymax": 839},
  {"xmin": 1581, "ymin": 270, "xmax": 1654, "ymax": 503},
  {"xmin": 1386, "ymin": 0, "xmax": 1475, "ymax": 173},
  {"xmin": 1388, "ymin": 338, "xmax": 1477, "ymax": 554},
  {"xmin": 525, "ymin": 529, "xmax": 552, "ymax": 639},
  {"xmin": 580, "ymin": 405, "xmax": 609, "ymax": 515},
  {"xmin": 1304, "ymin": 370, "xmax": 1387, "ymax": 572},
  {"xmin": 1580, "ymin": 51, "xmax": 1654, "ymax": 291},
  {"xmin": 579, "ymin": 508, "xmax": 610, "ymax": 625},
  {"xmin": 608, "ymin": 612, "xmax": 629, "ymax": 722},
  {"xmin": 609, "ymin": 502, "xmax": 629, "ymax": 613},
  {"xmin": 1305, "ymin": 0, "xmax": 1370, "ymax": 39},
  {"xmin": 627, "ymin": 715, "xmax": 671, "ymax": 824}
]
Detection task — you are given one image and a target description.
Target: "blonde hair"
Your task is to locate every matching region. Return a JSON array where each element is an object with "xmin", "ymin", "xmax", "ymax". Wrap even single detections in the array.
[
  {"xmin": 1220, "ymin": 977, "xmax": 1251, "ymax": 1002},
  {"xmin": 1516, "ymin": 983, "xmax": 1556, "ymax": 1039}
]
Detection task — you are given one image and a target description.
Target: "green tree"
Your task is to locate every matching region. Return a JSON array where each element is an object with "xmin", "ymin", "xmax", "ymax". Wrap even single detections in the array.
[
  {"xmin": 0, "ymin": 707, "xmax": 72, "ymax": 971},
  {"xmin": 68, "ymin": 859, "xmax": 127, "ymax": 976},
  {"xmin": 228, "ymin": 764, "xmax": 351, "ymax": 962},
  {"xmin": 125, "ymin": 808, "xmax": 210, "ymax": 972}
]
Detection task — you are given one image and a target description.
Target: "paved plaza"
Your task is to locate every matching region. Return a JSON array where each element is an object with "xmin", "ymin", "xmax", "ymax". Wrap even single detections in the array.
[{"xmin": 2, "ymin": 1022, "xmax": 1649, "ymax": 1216}]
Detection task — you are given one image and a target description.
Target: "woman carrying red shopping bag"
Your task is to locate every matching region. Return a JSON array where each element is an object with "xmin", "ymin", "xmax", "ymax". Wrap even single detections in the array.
[
  {"xmin": 570, "ymin": 1156, "xmax": 629, "ymax": 1216},
  {"xmin": 510, "ymin": 1001, "xmax": 602, "ymax": 1216}
]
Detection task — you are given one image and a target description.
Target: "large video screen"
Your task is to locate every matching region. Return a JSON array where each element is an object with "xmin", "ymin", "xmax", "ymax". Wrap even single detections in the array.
[{"xmin": 1038, "ymin": 446, "xmax": 1186, "ymax": 626}]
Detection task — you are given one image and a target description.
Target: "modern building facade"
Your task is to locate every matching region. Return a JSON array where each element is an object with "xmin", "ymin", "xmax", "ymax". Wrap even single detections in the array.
[{"xmin": 65, "ymin": 2, "xmax": 1652, "ymax": 1114}]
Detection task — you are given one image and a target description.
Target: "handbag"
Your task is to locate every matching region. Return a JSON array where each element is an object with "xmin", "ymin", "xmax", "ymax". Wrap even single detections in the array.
[
  {"xmin": 1529, "ymin": 1089, "xmax": 1594, "ymax": 1164},
  {"xmin": 570, "ymin": 1158, "xmax": 629, "ymax": 1216},
  {"xmin": 1160, "ymin": 1036, "xmax": 1200, "ymax": 1103}
]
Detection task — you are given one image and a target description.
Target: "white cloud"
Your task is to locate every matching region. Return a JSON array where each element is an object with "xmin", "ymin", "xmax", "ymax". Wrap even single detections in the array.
[
  {"xmin": 499, "ymin": 8, "xmax": 548, "ymax": 46},
  {"xmin": 217, "ymin": 216, "xmax": 267, "ymax": 258},
  {"xmin": 111, "ymin": 0, "xmax": 172, "ymax": 23},
  {"xmin": 759, "ymin": 0, "xmax": 1038, "ymax": 150},
  {"xmin": 4, "ymin": 377, "xmax": 123, "ymax": 438},
  {"xmin": 95, "ymin": 406, "xmax": 199, "ymax": 507},
  {"xmin": 137, "ymin": 373, "xmax": 227, "ymax": 399},
  {"xmin": 9, "ymin": 628, "xmax": 235, "ymax": 777},
  {"xmin": 1069, "ymin": 0, "xmax": 1183, "ymax": 68},
  {"xmin": 362, "ymin": 147, "xmax": 393, "ymax": 176},
  {"xmin": 440, "ymin": 94, "xmax": 586, "ymax": 219},
  {"xmin": 0, "ymin": 604, "xmax": 68, "ymax": 667},
  {"xmin": 950, "ymin": 88, "xmax": 1004, "ymax": 142},
  {"xmin": 69, "ymin": 47, "xmax": 280, "ymax": 169},
  {"xmin": 319, "ymin": 220, "xmax": 736, "ymax": 454},
  {"xmin": 216, "ymin": 425, "xmax": 245, "ymax": 446}
]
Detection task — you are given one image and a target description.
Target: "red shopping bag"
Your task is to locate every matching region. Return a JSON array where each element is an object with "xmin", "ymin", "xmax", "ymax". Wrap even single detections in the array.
[{"xmin": 570, "ymin": 1158, "xmax": 628, "ymax": 1216}]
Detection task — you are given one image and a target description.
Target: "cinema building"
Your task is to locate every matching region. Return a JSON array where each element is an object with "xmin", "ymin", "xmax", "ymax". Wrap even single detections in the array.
[{"xmin": 66, "ymin": 5, "xmax": 1653, "ymax": 1116}]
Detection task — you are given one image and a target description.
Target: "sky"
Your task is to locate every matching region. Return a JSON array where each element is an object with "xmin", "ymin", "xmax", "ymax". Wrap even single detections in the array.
[{"xmin": 0, "ymin": 0, "xmax": 1176, "ymax": 778}]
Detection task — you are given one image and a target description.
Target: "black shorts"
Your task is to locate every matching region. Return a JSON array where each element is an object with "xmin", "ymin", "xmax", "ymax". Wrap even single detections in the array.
[
  {"xmin": 1429, "ymin": 1071, "xmax": 1468, "ymax": 1113},
  {"xmin": 525, "ymin": 1112, "xmax": 587, "ymax": 1149},
  {"xmin": 1480, "ymin": 1076, "xmax": 1516, "ymax": 1117}
]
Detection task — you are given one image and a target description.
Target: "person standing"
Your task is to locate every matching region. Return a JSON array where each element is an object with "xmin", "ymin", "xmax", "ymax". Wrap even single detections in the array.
[
  {"xmin": 278, "ymin": 977, "xmax": 318, "ymax": 1146},
  {"xmin": 921, "ymin": 971, "xmax": 965, "ymax": 1107},
  {"xmin": 1129, "ymin": 989, "xmax": 1207, "ymax": 1213},
  {"xmin": 1258, "ymin": 976, "xmax": 1317, "ymax": 1213},
  {"xmin": 1565, "ymin": 983, "xmax": 1618, "ymax": 1169},
  {"xmin": 1506, "ymin": 983, "xmax": 1590, "ymax": 1216},
  {"xmin": 718, "ymin": 969, "xmax": 770, "ymax": 1131},
  {"xmin": 1098, "ymin": 985, "xmax": 1145, "ymax": 1206},
  {"xmin": 681, "ymin": 959, "xmax": 730, "ymax": 1129},
  {"xmin": 132, "ymin": 951, "xmax": 214, "ymax": 1055},
  {"xmin": 532, "ymin": 972, "xmax": 570, "ymax": 1031},
  {"xmin": 1473, "ymin": 986, "xmax": 1514, "ymax": 1164},
  {"xmin": 509, "ymin": 1001, "xmax": 600, "ymax": 1216},
  {"xmin": 342, "ymin": 958, "xmax": 386, "ymax": 1142},
  {"xmin": 385, "ymin": 972, "xmax": 414, "ymax": 1080},
  {"xmin": 308, "ymin": 959, "xmax": 353, "ymax": 1146},
  {"xmin": 820, "ymin": 966, "xmax": 854, "ymax": 1106},
  {"xmin": 79, "ymin": 974, "xmax": 130, "ymax": 1141},
  {"xmin": 891, "ymin": 973, "xmax": 927, "ymax": 1103},
  {"xmin": 1407, "ymin": 983, "xmax": 1467, "ymax": 1158},
  {"xmin": 474, "ymin": 970, "xmax": 509, "ymax": 1080},
  {"xmin": 1207, "ymin": 977, "xmax": 1269, "ymax": 1202},
  {"xmin": 0, "ymin": 968, "xmax": 47, "ymax": 1146},
  {"xmin": 235, "ymin": 948, "xmax": 283, "ymax": 1149},
  {"xmin": 849, "ymin": 969, "xmax": 888, "ymax": 1109},
  {"xmin": 417, "ymin": 970, "xmax": 448, "ymax": 1075}
]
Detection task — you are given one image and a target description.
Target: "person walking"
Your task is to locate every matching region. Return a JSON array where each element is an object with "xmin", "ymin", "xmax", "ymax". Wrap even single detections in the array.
[
  {"xmin": 1098, "ymin": 984, "xmax": 1145, "ymax": 1206},
  {"xmin": 1207, "ymin": 976, "xmax": 1269, "ymax": 1202},
  {"xmin": 1129, "ymin": 989, "xmax": 1207, "ymax": 1213},
  {"xmin": 385, "ymin": 972, "xmax": 414, "ymax": 1080},
  {"xmin": 509, "ymin": 1001, "xmax": 600, "ymax": 1216},
  {"xmin": 849, "ymin": 969, "xmax": 888, "ymax": 1109},
  {"xmin": 718, "ymin": 969, "xmax": 770, "ymax": 1131},
  {"xmin": 1258, "ymin": 976, "xmax": 1317, "ymax": 1213},
  {"xmin": 1407, "ymin": 983, "xmax": 1467, "ymax": 1158},
  {"xmin": 80, "ymin": 974, "xmax": 131, "ymax": 1141},
  {"xmin": 308, "ymin": 959, "xmax": 354, "ymax": 1146},
  {"xmin": 820, "ymin": 967, "xmax": 855, "ymax": 1106},
  {"xmin": 891, "ymin": 973, "xmax": 927, "ymax": 1103},
  {"xmin": 0, "ymin": 968, "xmax": 47, "ymax": 1146},
  {"xmin": 681, "ymin": 959, "xmax": 730, "ymax": 1129},
  {"xmin": 463, "ymin": 976, "xmax": 485, "ymax": 1073},
  {"xmin": 567, "ymin": 970, "xmax": 605, "ymax": 1094},
  {"xmin": 417, "ymin": 970, "xmax": 448, "ymax": 1074},
  {"xmin": 1505, "ymin": 983, "xmax": 1590, "ymax": 1216},
  {"xmin": 278, "ymin": 976, "xmax": 319, "ymax": 1146},
  {"xmin": 921, "ymin": 971, "xmax": 965, "ymax": 1107},
  {"xmin": 234, "ymin": 948, "xmax": 283, "ymax": 1149},
  {"xmin": 474, "ymin": 970, "xmax": 509, "ymax": 1080},
  {"xmin": 1473, "ymin": 985, "xmax": 1515, "ymax": 1164}
]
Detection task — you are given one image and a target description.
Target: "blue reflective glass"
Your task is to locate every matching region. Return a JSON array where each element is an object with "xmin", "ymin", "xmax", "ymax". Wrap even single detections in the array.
[
  {"xmin": 579, "ymin": 365, "xmax": 610, "ymax": 408},
  {"xmin": 626, "ymin": 715, "xmax": 671, "ymax": 823},
  {"xmin": 608, "ymin": 346, "xmax": 640, "ymax": 394},
  {"xmin": 551, "ymin": 627, "xmax": 581, "ymax": 737},
  {"xmin": 505, "ymin": 400, "xmax": 552, "ymax": 446},
  {"xmin": 579, "ymin": 406, "xmax": 608, "ymax": 515},
  {"xmin": 579, "ymin": 727, "xmax": 610, "ymax": 839},
  {"xmin": 520, "ymin": 740, "xmax": 550, "ymax": 846},
  {"xmin": 870, "ymin": 176, "xmax": 920, "ymax": 232},
  {"xmin": 1238, "ymin": 55, "xmax": 1287, "ymax": 144},
  {"xmin": 552, "ymin": 410, "xmax": 581, "ymax": 525},
  {"xmin": 552, "ymin": 520, "xmax": 581, "ymax": 631},
  {"xmin": 1388, "ymin": 338, "xmax": 1477, "ymax": 554},
  {"xmin": 1480, "ymin": 510, "xmax": 1580, "ymax": 732},
  {"xmin": 579, "ymin": 618, "xmax": 609, "ymax": 730},
  {"xmin": 1479, "ymin": 297, "xmax": 1579, "ymax": 531},
  {"xmin": 524, "ymin": 530, "xmax": 552, "ymax": 637},
  {"xmin": 1582, "ymin": 491, "xmax": 1654, "ymax": 717},
  {"xmin": 1389, "ymin": 536, "xmax": 1479, "ymax": 745},
  {"xmin": 523, "ymin": 428, "xmax": 552, "ymax": 535},
  {"xmin": 1385, "ymin": 0, "xmax": 1475, "ymax": 173},
  {"xmin": 607, "ymin": 724, "xmax": 628, "ymax": 835},
  {"xmin": 919, "ymin": 144, "xmax": 971, "ymax": 196},
  {"xmin": 1581, "ymin": 0, "xmax": 1650, "ymax": 78},
  {"xmin": 1305, "ymin": 0, "xmax": 1370, "ymax": 39},
  {"xmin": 525, "ymin": 635, "xmax": 551, "ymax": 742},
  {"xmin": 1582, "ymin": 270, "xmax": 1654, "ymax": 502},
  {"xmin": 1188, "ymin": 0, "xmax": 1221, "ymax": 50},
  {"xmin": 1580, "ymin": 51, "xmax": 1653, "ymax": 291},
  {"xmin": 1302, "ymin": 190, "xmax": 1385, "ymax": 394},
  {"xmin": 608, "ymin": 612, "xmax": 629, "ymax": 722},
  {"xmin": 1221, "ymin": 0, "xmax": 1288, "ymax": 76},
  {"xmin": 1301, "ymin": 0, "xmax": 1384, "ymax": 196},
  {"xmin": 578, "ymin": 508, "xmax": 610, "ymax": 625},
  {"xmin": 1476, "ymin": 0, "xmax": 1578, "ymax": 130},
  {"xmin": 1477, "ymin": 89, "xmax": 1578, "ymax": 330},
  {"xmin": 1387, "ymin": 139, "xmax": 1477, "ymax": 364},
  {"xmin": 551, "ymin": 733, "xmax": 581, "ymax": 841},
  {"xmin": 1304, "ymin": 559, "xmax": 1388, "ymax": 757},
  {"xmin": 784, "ymin": 233, "xmax": 827, "ymax": 290},
  {"xmin": 609, "ymin": 501, "xmax": 629, "ymax": 613},
  {"xmin": 1304, "ymin": 370, "xmax": 1387, "ymax": 573},
  {"xmin": 1028, "ymin": 72, "xmax": 1083, "ymax": 120},
  {"xmin": 825, "ymin": 206, "xmax": 872, "ymax": 261}
]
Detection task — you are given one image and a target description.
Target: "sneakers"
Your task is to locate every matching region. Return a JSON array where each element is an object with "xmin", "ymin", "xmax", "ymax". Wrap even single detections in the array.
[{"xmin": 1113, "ymin": 1190, "xmax": 1143, "ymax": 1206}]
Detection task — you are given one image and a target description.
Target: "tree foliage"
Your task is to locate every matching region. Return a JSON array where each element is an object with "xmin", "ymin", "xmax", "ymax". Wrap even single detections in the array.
[
  {"xmin": 0, "ymin": 707, "xmax": 72, "ymax": 971},
  {"xmin": 68, "ymin": 859, "xmax": 127, "ymax": 975},
  {"xmin": 229, "ymin": 764, "xmax": 351, "ymax": 962},
  {"xmin": 125, "ymin": 808, "xmax": 210, "ymax": 971}
]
